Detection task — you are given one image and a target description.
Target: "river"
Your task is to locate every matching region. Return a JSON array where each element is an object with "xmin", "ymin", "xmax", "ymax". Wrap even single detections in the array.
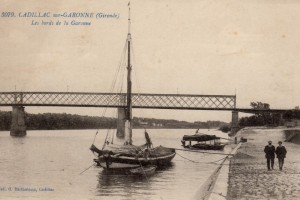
[{"xmin": 0, "ymin": 129, "xmax": 232, "ymax": 200}]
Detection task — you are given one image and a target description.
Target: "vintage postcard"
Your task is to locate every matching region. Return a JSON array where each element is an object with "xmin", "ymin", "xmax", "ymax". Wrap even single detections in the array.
[{"xmin": 0, "ymin": 1, "xmax": 299, "ymax": 200}]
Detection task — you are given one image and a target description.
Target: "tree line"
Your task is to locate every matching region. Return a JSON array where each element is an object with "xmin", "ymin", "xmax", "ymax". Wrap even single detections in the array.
[
  {"xmin": 0, "ymin": 110, "xmax": 228, "ymax": 131},
  {"xmin": 238, "ymin": 102, "xmax": 300, "ymax": 127},
  {"xmin": 0, "ymin": 111, "xmax": 117, "ymax": 130}
]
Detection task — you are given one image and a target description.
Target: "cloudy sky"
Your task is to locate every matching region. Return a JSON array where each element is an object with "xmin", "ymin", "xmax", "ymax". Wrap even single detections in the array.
[{"xmin": 0, "ymin": 0, "xmax": 299, "ymax": 122}]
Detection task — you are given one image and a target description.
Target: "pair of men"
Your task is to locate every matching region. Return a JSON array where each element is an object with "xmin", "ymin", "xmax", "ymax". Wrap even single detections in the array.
[{"xmin": 264, "ymin": 141, "xmax": 287, "ymax": 171}]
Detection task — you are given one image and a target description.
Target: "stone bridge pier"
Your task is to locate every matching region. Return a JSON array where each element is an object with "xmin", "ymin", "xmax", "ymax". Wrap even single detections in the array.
[
  {"xmin": 116, "ymin": 108, "xmax": 126, "ymax": 138},
  {"xmin": 10, "ymin": 106, "xmax": 27, "ymax": 137},
  {"xmin": 116, "ymin": 95, "xmax": 126, "ymax": 138},
  {"xmin": 231, "ymin": 111, "xmax": 239, "ymax": 134}
]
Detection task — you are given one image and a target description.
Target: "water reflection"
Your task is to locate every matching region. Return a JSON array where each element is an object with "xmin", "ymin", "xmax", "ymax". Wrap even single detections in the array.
[
  {"xmin": 97, "ymin": 169, "xmax": 155, "ymax": 198},
  {"xmin": 96, "ymin": 163, "xmax": 175, "ymax": 198}
]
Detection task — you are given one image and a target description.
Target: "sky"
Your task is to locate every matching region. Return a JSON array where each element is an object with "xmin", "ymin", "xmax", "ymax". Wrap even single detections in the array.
[{"xmin": 0, "ymin": 0, "xmax": 299, "ymax": 122}]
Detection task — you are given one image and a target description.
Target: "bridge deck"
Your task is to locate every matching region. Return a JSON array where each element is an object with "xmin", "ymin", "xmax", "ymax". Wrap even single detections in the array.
[{"xmin": 0, "ymin": 92, "xmax": 291, "ymax": 113}]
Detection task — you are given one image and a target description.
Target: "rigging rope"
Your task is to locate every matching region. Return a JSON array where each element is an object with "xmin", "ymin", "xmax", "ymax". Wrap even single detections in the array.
[
  {"xmin": 100, "ymin": 39, "xmax": 127, "ymax": 116},
  {"xmin": 79, "ymin": 163, "xmax": 96, "ymax": 175},
  {"xmin": 110, "ymin": 108, "xmax": 118, "ymax": 144},
  {"xmin": 116, "ymin": 38, "xmax": 128, "ymax": 95},
  {"xmin": 102, "ymin": 129, "xmax": 110, "ymax": 150},
  {"xmin": 109, "ymin": 38, "xmax": 128, "ymax": 93},
  {"xmin": 91, "ymin": 130, "xmax": 98, "ymax": 145},
  {"xmin": 173, "ymin": 148, "xmax": 233, "ymax": 155},
  {"xmin": 131, "ymin": 40, "xmax": 141, "ymax": 95},
  {"xmin": 92, "ymin": 38, "xmax": 128, "ymax": 147},
  {"xmin": 118, "ymin": 61, "xmax": 126, "ymax": 94},
  {"xmin": 176, "ymin": 152, "xmax": 229, "ymax": 165}
]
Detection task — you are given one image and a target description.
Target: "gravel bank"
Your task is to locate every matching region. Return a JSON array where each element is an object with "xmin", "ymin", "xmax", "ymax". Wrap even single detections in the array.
[{"xmin": 227, "ymin": 128, "xmax": 300, "ymax": 200}]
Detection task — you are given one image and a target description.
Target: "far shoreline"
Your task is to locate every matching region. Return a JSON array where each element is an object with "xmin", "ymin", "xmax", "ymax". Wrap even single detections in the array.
[{"xmin": 0, "ymin": 127, "xmax": 218, "ymax": 132}]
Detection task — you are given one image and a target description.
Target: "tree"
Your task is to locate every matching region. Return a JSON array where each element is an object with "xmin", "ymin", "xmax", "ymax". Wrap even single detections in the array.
[
  {"xmin": 250, "ymin": 101, "xmax": 270, "ymax": 110},
  {"xmin": 239, "ymin": 101, "xmax": 280, "ymax": 127}
]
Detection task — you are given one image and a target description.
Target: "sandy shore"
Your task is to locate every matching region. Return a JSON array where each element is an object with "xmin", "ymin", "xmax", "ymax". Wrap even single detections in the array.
[{"xmin": 227, "ymin": 127, "xmax": 300, "ymax": 200}]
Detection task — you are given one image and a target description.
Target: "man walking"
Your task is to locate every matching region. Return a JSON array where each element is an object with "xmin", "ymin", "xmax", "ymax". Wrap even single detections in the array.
[
  {"xmin": 275, "ymin": 141, "xmax": 287, "ymax": 171},
  {"xmin": 264, "ymin": 141, "xmax": 275, "ymax": 171}
]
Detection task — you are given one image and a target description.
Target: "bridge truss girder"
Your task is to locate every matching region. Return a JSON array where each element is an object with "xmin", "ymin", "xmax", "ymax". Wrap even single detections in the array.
[{"xmin": 0, "ymin": 92, "xmax": 236, "ymax": 110}]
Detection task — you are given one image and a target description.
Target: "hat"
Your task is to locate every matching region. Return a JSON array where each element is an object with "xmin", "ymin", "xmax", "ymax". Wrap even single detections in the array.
[{"xmin": 278, "ymin": 141, "xmax": 282, "ymax": 144}]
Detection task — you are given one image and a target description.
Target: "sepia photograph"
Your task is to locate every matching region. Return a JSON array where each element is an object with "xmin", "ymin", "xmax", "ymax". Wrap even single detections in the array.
[{"xmin": 0, "ymin": 0, "xmax": 299, "ymax": 199}]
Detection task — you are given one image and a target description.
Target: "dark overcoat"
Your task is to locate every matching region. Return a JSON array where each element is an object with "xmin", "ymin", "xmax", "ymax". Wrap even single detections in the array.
[
  {"xmin": 275, "ymin": 146, "xmax": 287, "ymax": 159},
  {"xmin": 264, "ymin": 145, "xmax": 275, "ymax": 159}
]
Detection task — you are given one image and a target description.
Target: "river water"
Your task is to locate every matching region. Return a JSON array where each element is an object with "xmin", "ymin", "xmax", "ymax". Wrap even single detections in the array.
[{"xmin": 0, "ymin": 129, "xmax": 233, "ymax": 200}]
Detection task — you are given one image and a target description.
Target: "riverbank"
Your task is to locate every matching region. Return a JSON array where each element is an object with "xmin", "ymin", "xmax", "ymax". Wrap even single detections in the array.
[
  {"xmin": 227, "ymin": 127, "xmax": 300, "ymax": 199},
  {"xmin": 192, "ymin": 139, "xmax": 240, "ymax": 200}
]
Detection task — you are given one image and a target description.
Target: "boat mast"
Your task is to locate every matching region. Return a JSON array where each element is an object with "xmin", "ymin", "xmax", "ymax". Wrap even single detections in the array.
[
  {"xmin": 126, "ymin": 2, "xmax": 132, "ymax": 121},
  {"xmin": 125, "ymin": 2, "xmax": 133, "ymax": 145}
]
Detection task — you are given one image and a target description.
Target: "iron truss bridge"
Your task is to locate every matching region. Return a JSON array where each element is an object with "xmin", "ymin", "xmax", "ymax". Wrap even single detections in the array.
[
  {"xmin": 0, "ymin": 92, "xmax": 237, "ymax": 110},
  {"xmin": 0, "ymin": 92, "xmax": 292, "ymax": 113}
]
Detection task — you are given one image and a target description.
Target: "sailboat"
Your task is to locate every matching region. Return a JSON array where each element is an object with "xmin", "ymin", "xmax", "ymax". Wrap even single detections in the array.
[{"xmin": 90, "ymin": 4, "xmax": 176, "ymax": 171}]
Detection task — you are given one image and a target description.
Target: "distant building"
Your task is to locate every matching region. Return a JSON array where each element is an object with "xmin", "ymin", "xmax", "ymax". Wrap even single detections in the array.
[
  {"xmin": 293, "ymin": 120, "xmax": 300, "ymax": 127},
  {"xmin": 286, "ymin": 121, "xmax": 296, "ymax": 128},
  {"xmin": 151, "ymin": 122, "xmax": 163, "ymax": 127},
  {"xmin": 139, "ymin": 121, "xmax": 148, "ymax": 125}
]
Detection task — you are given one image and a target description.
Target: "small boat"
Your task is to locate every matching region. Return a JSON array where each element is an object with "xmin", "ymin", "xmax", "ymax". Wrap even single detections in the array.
[
  {"xmin": 130, "ymin": 165, "xmax": 157, "ymax": 175},
  {"xmin": 90, "ymin": 144, "xmax": 175, "ymax": 171},
  {"xmin": 181, "ymin": 132, "xmax": 226, "ymax": 150},
  {"xmin": 89, "ymin": 4, "xmax": 175, "ymax": 172}
]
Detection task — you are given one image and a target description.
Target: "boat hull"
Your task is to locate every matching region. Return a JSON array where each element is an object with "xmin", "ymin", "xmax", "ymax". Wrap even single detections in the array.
[
  {"xmin": 95, "ymin": 152, "xmax": 176, "ymax": 170},
  {"xmin": 181, "ymin": 132, "xmax": 226, "ymax": 150},
  {"xmin": 184, "ymin": 143, "xmax": 225, "ymax": 150}
]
